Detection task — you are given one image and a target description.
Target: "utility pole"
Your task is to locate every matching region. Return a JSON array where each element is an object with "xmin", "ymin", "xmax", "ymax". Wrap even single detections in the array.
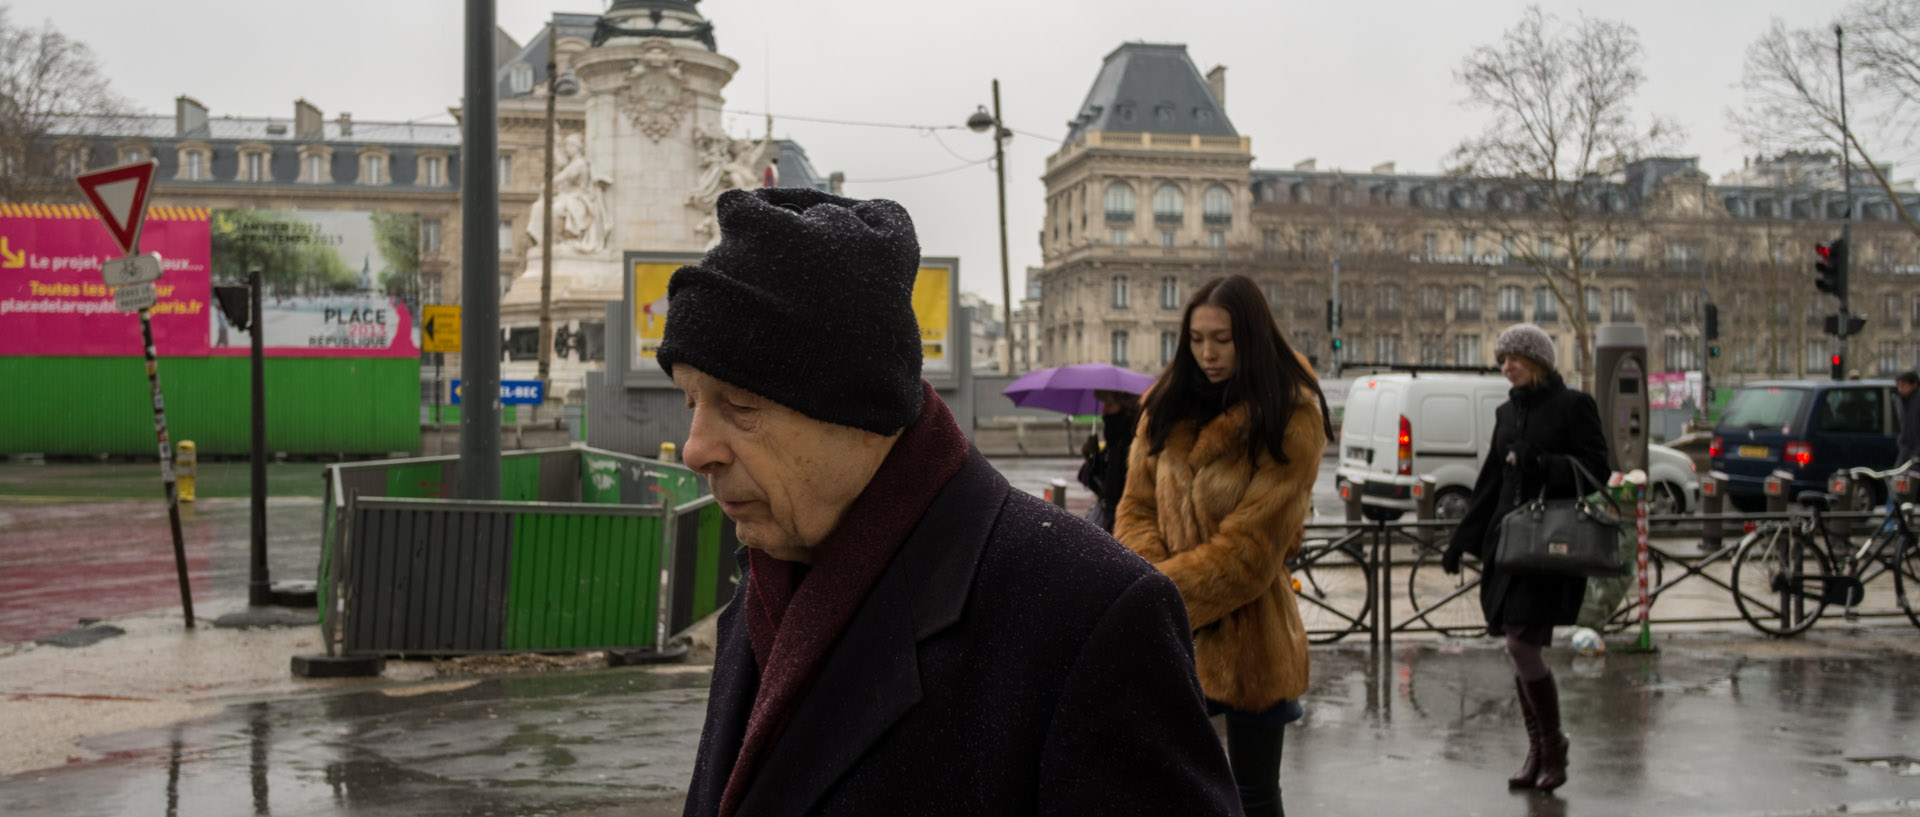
[
  {"xmin": 536, "ymin": 20, "xmax": 559, "ymax": 412},
  {"xmin": 1330, "ymin": 170, "xmax": 1343, "ymax": 379},
  {"xmin": 1837, "ymin": 24, "xmax": 1855, "ymax": 378}
]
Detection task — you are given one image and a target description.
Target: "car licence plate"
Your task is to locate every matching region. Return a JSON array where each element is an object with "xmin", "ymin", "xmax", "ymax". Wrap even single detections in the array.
[{"xmin": 1737, "ymin": 445, "xmax": 1770, "ymax": 458}]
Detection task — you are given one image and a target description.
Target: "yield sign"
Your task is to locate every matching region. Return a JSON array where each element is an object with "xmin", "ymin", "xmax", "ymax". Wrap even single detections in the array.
[{"xmin": 75, "ymin": 160, "xmax": 157, "ymax": 257}]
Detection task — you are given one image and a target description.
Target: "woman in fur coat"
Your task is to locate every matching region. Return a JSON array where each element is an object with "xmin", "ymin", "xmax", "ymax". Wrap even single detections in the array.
[
  {"xmin": 1442, "ymin": 323, "xmax": 1611, "ymax": 794},
  {"xmin": 1114, "ymin": 274, "xmax": 1334, "ymax": 817}
]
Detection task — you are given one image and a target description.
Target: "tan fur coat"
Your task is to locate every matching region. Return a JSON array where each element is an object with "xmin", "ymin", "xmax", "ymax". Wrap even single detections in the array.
[{"xmin": 1113, "ymin": 392, "xmax": 1323, "ymax": 711}]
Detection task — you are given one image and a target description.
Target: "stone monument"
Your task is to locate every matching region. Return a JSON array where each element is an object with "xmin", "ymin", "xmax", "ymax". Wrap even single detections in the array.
[{"xmin": 500, "ymin": 0, "xmax": 777, "ymax": 399}]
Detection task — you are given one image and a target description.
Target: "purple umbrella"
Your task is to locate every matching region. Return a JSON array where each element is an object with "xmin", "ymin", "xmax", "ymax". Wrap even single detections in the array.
[{"xmin": 1002, "ymin": 363, "xmax": 1157, "ymax": 415}]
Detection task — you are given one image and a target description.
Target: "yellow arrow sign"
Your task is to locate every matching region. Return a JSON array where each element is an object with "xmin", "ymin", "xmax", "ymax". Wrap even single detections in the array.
[{"xmin": 422, "ymin": 304, "xmax": 461, "ymax": 353}]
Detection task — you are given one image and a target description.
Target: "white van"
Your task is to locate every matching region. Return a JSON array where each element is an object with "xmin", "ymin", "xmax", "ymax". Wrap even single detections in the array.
[{"xmin": 1334, "ymin": 373, "xmax": 1700, "ymax": 520}]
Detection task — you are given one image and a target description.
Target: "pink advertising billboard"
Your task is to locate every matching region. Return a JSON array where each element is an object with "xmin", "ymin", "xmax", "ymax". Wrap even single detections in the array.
[{"xmin": 0, "ymin": 205, "xmax": 417, "ymax": 358}]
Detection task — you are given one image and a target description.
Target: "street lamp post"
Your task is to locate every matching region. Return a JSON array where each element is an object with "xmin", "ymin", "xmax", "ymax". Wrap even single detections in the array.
[
  {"xmin": 968, "ymin": 81, "xmax": 1012, "ymax": 375},
  {"xmin": 536, "ymin": 23, "xmax": 581, "ymax": 407}
]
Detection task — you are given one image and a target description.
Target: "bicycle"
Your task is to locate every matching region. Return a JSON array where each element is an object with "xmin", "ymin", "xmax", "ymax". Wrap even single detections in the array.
[
  {"xmin": 1286, "ymin": 534, "xmax": 1376, "ymax": 643},
  {"xmin": 1728, "ymin": 459, "xmax": 1920, "ymax": 636}
]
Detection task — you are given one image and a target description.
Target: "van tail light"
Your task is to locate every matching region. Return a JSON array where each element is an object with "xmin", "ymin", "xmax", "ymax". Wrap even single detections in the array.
[
  {"xmin": 1709, "ymin": 436, "xmax": 1723, "ymax": 458},
  {"xmin": 1785, "ymin": 442, "xmax": 1813, "ymax": 468},
  {"xmin": 1397, "ymin": 415, "xmax": 1413, "ymax": 477}
]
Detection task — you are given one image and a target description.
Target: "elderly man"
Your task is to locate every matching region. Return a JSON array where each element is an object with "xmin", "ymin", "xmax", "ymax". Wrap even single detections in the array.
[{"xmin": 660, "ymin": 188, "xmax": 1240, "ymax": 817}]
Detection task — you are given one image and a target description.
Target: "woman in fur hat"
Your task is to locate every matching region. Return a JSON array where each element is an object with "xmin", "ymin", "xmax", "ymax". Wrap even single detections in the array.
[
  {"xmin": 1114, "ymin": 274, "xmax": 1334, "ymax": 817},
  {"xmin": 1442, "ymin": 322, "xmax": 1611, "ymax": 794}
]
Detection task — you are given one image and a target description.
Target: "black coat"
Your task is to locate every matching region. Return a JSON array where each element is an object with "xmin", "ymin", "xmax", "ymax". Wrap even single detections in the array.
[
  {"xmin": 683, "ymin": 448, "xmax": 1241, "ymax": 817},
  {"xmin": 1447, "ymin": 372, "xmax": 1612, "ymax": 632}
]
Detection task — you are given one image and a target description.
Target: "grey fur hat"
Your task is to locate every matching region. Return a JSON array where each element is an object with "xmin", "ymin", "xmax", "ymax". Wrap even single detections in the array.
[{"xmin": 1494, "ymin": 323, "xmax": 1556, "ymax": 370}]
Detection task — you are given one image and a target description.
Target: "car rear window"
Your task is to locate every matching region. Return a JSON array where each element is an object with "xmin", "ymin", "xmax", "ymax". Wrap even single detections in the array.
[{"xmin": 1722, "ymin": 387, "xmax": 1809, "ymax": 431}]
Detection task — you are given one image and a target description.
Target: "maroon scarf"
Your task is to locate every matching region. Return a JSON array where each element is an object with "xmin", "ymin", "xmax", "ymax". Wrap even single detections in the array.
[{"xmin": 718, "ymin": 381, "xmax": 970, "ymax": 817}]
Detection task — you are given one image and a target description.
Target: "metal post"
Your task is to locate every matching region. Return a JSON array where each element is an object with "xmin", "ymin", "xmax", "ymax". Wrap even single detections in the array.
[
  {"xmin": 536, "ymin": 21, "xmax": 558, "ymax": 409},
  {"xmin": 1701, "ymin": 471, "xmax": 1726, "ymax": 553},
  {"xmin": 1836, "ymin": 25, "xmax": 1855, "ymax": 376},
  {"xmin": 1330, "ymin": 170, "xmax": 1343, "ymax": 379},
  {"xmin": 141, "ymin": 307, "xmax": 194, "ymax": 629},
  {"xmin": 460, "ymin": 0, "xmax": 501, "ymax": 500},
  {"xmin": 992, "ymin": 79, "xmax": 1012, "ymax": 376},
  {"xmin": 249, "ymin": 265, "xmax": 269, "ymax": 607}
]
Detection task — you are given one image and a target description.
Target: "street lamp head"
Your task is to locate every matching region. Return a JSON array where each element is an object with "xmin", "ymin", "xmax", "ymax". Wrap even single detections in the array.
[
  {"xmin": 966, "ymin": 106, "xmax": 995, "ymax": 133},
  {"xmin": 552, "ymin": 69, "xmax": 581, "ymax": 97}
]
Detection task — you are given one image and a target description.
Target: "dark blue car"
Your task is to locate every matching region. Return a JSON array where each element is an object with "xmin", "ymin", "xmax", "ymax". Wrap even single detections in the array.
[{"xmin": 1711, "ymin": 380, "xmax": 1902, "ymax": 511}]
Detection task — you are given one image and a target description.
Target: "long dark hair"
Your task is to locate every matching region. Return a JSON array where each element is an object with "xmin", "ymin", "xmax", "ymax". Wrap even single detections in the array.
[{"xmin": 1142, "ymin": 274, "xmax": 1335, "ymax": 464}]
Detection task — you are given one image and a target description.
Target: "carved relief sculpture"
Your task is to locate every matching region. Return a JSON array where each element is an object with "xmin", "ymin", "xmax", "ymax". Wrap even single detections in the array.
[
  {"xmin": 621, "ymin": 40, "xmax": 691, "ymax": 142},
  {"xmin": 686, "ymin": 117, "xmax": 778, "ymax": 245}
]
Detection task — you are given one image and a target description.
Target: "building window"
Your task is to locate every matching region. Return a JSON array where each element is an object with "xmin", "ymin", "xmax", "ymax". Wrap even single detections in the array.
[
  {"xmin": 1262, "ymin": 228, "xmax": 1278, "ymax": 252},
  {"xmin": 1534, "ymin": 286, "xmax": 1558, "ymax": 323},
  {"xmin": 1160, "ymin": 276, "xmax": 1179, "ymax": 310},
  {"xmin": 1376, "ymin": 284, "xmax": 1400, "ymax": 317},
  {"xmin": 1611, "ymin": 287, "xmax": 1636, "ymax": 321},
  {"xmin": 1665, "ymin": 336, "xmax": 1699, "ymax": 372},
  {"xmin": 1584, "ymin": 286, "xmax": 1601, "ymax": 320},
  {"xmin": 1203, "ymin": 185, "xmax": 1232, "ymax": 226},
  {"xmin": 423, "ymin": 156, "xmax": 444, "ymax": 186},
  {"xmin": 1374, "ymin": 335, "xmax": 1401, "ymax": 364},
  {"xmin": 1160, "ymin": 331, "xmax": 1177, "ymax": 367},
  {"xmin": 1299, "ymin": 229, "xmax": 1320, "ymax": 255},
  {"xmin": 1460, "ymin": 232, "xmax": 1477, "ymax": 259},
  {"xmin": 1612, "ymin": 237, "xmax": 1630, "ymax": 262},
  {"xmin": 243, "ymin": 152, "xmax": 265, "ymax": 182},
  {"xmin": 1422, "ymin": 233, "xmax": 1438, "ymax": 258},
  {"xmin": 1109, "ymin": 228, "xmax": 1127, "ymax": 246},
  {"xmin": 64, "ymin": 148, "xmax": 86, "ymax": 176},
  {"xmin": 1806, "ymin": 338, "xmax": 1829, "ymax": 373},
  {"xmin": 498, "ymin": 218, "xmax": 515, "ymax": 253},
  {"xmin": 1105, "ymin": 182, "xmax": 1135, "ymax": 221},
  {"xmin": 1455, "ymin": 335, "xmax": 1482, "ymax": 366},
  {"xmin": 1885, "ymin": 295, "xmax": 1902, "ymax": 324},
  {"xmin": 1160, "ymin": 230, "xmax": 1176, "ymax": 247},
  {"xmin": 1419, "ymin": 334, "xmax": 1446, "ymax": 365},
  {"xmin": 1110, "ymin": 276, "xmax": 1129, "ymax": 309},
  {"xmin": 1877, "ymin": 340, "xmax": 1901, "ymax": 375},
  {"xmin": 1455, "ymin": 285, "xmax": 1482, "ymax": 318},
  {"xmin": 1381, "ymin": 232, "xmax": 1399, "ymax": 253},
  {"xmin": 362, "ymin": 154, "xmax": 386, "ymax": 185},
  {"xmin": 180, "ymin": 150, "xmax": 206, "ymax": 181},
  {"xmin": 1501, "ymin": 234, "xmax": 1516, "ymax": 259},
  {"xmin": 120, "ymin": 148, "xmax": 144, "ymax": 165},
  {"xmin": 498, "ymin": 154, "xmax": 513, "ymax": 187},
  {"xmin": 1208, "ymin": 231, "xmax": 1225, "ymax": 248},
  {"xmin": 422, "ymin": 219, "xmax": 443, "ymax": 254},
  {"xmin": 1418, "ymin": 285, "xmax": 1445, "ymax": 317},
  {"xmin": 1537, "ymin": 237, "xmax": 1553, "ymax": 258},
  {"xmin": 1153, "ymin": 184, "xmax": 1183, "ymax": 223},
  {"xmin": 1497, "ymin": 285, "xmax": 1525, "ymax": 321},
  {"xmin": 305, "ymin": 154, "xmax": 328, "ymax": 183},
  {"xmin": 1111, "ymin": 331, "xmax": 1130, "ymax": 366}
]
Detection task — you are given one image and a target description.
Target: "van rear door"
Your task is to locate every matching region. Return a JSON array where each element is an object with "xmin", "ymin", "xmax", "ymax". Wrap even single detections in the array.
[
  {"xmin": 1367, "ymin": 381, "xmax": 1405, "ymax": 484},
  {"xmin": 1713, "ymin": 386, "xmax": 1811, "ymax": 492},
  {"xmin": 1338, "ymin": 380, "xmax": 1380, "ymax": 480}
]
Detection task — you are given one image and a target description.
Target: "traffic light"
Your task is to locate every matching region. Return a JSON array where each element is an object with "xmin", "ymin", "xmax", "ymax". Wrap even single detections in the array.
[
  {"xmin": 1710, "ymin": 344, "xmax": 1721, "ymax": 358},
  {"xmin": 1703, "ymin": 303, "xmax": 1719, "ymax": 340},
  {"xmin": 1830, "ymin": 353, "xmax": 1844, "ymax": 380},
  {"xmin": 1331, "ymin": 337, "xmax": 1342, "ymax": 352},
  {"xmin": 1814, "ymin": 238, "xmax": 1848, "ymax": 299}
]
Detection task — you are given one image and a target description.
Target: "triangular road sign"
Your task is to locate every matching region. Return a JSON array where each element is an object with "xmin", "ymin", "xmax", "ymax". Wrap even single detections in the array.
[{"xmin": 75, "ymin": 160, "xmax": 157, "ymax": 257}]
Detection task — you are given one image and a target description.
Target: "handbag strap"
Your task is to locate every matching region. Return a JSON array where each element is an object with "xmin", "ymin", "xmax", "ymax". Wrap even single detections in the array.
[{"xmin": 1529, "ymin": 454, "xmax": 1616, "ymax": 513}]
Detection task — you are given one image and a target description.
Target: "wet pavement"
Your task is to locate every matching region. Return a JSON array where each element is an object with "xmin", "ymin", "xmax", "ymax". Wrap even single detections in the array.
[{"xmin": 5, "ymin": 634, "xmax": 1920, "ymax": 816}]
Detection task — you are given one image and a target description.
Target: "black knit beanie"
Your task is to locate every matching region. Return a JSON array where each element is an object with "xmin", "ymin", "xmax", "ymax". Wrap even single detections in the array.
[{"xmin": 656, "ymin": 187, "xmax": 925, "ymax": 435}]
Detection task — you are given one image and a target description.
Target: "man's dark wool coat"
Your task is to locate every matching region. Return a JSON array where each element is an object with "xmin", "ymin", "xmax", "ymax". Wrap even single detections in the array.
[
  {"xmin": 1448, "ymin": 371, "xmax": 1613, "ymax": 632},
  {"xmin": 681, "ymin": 448, "xmax": 1242, "ymax": 817}
]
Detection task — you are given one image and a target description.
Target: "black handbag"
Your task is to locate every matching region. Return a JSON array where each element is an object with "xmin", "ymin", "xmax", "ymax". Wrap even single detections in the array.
[{"xmin": 1493, "ymin": 458, "xmax": 1627, "ymax": 579}]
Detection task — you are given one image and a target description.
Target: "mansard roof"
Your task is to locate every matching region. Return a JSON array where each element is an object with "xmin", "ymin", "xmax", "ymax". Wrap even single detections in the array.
[{"xmin": 1063, "ymin": 43, "xmax": 1235, "ymax": 146}]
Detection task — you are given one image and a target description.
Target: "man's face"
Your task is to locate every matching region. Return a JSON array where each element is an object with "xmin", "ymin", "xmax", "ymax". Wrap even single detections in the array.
[
  {"xmin": 1899, "ymin": 380, "xmax": 1917, "ymax": 398},
  {"xmin": 672, "ymin": 364, "xmax": 881, "ymax": 562}
]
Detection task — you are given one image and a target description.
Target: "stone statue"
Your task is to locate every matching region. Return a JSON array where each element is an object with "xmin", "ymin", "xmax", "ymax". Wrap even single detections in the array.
[
  {"xmin": 529, "ymin": 132, "xmax": 612, "ymax": 254},
  {"xmin": 687, "ymin": 117, "xmax": 777, "ymax": 245}
]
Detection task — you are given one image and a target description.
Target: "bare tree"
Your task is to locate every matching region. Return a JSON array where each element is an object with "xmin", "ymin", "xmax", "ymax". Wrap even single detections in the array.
[
  {"xmin": 0, "ymin": 6, "xmax": 131, "ymax": 202},
  {"xmin": 1446, "ymin": 7, "xmax": 1676, "ymax": 389},
  {"xmin": 1733, "ymin": 0, "xmax": 1920, "ymax": 238}
]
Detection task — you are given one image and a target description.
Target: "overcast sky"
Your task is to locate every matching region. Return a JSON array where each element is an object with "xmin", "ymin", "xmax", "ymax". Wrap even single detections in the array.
[{"xmin": 10, "ymin": 0, "xmax": 1851, "ymax": 310}]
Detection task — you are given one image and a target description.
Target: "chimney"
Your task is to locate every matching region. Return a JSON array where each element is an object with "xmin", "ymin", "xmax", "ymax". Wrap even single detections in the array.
[
  {"xmin": 337, "ymin": 112, "xmax": 353, "ymax": 137},
  {"xmin": 175, "ymin": 96, "xmax": 208, "ymax": 137},
  {"xmin": 1205, "ymin": 65, "xmax": 1227, "ymax": 110},
  {"xmin": 1371, "ymin": 161, "xmax": 1396, "ymax": 175},
  {"xmin": 1293, "ymin": 158, "xmax": 1316, "ymax": 171},
  {"xmin": 294, "ymin": 99, "xmax": 323, "ymax": 139}
]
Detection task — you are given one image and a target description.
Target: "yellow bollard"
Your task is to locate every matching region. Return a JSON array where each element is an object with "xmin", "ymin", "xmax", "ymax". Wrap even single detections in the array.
[
  {"xmin": 175, "ymin": 440, "xmax": 197, "ymax": 502},
  {"xmin": 658, "ymin": 441, "xmax": 678, "ymax": 464}
]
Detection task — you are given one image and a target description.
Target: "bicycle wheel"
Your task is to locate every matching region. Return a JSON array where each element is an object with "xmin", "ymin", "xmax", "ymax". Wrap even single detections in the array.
[
  {"xmin": 1730, "ymin": 525, "xmax": 1835, "ymax": 637},
  {"xmin": 1287, "ymin": 541, "xmax": 1375, "ymax": 643},
  {"xmin": 1407, "ymin": 546, "xmax": 1484, "ymax": 636},
  {"xmin": 1893, "ymin": 532, "xmax": 1920, "ymax": 631}
]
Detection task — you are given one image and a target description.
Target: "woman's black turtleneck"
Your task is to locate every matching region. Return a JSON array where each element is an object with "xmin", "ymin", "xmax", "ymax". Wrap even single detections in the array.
[{"xmin": 1190, "ymin": 376, "xmax": 1234, "ymax": 429}]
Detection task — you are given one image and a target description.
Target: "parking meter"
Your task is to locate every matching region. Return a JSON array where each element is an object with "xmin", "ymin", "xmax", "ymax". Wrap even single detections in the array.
[{"xmin": 1594, "ymin": 324, "xmax": 1649, "ymax": 475}]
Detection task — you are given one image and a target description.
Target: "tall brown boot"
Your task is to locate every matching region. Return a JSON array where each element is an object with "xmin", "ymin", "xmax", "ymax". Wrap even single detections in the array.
[
  {"xmin": 1508, "ymin": 677, "xmax": 1542, "ymax": 789},
  {"xmin": 1522, "ymin": 674, "xmax": 1569, "ymax": 792}
]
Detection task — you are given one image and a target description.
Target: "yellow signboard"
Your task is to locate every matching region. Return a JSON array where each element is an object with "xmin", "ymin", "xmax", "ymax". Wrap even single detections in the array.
[
  {"xmin": 631, "ymin": 262, "xmax": 681, "ymax": 361},
  {"xmin": 421, "ymin": 304, "xmax": 461, "ymax": 353},
  {"xmin": 913, "ymin": 265, "xmax": 950, "ymax": 361}
]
